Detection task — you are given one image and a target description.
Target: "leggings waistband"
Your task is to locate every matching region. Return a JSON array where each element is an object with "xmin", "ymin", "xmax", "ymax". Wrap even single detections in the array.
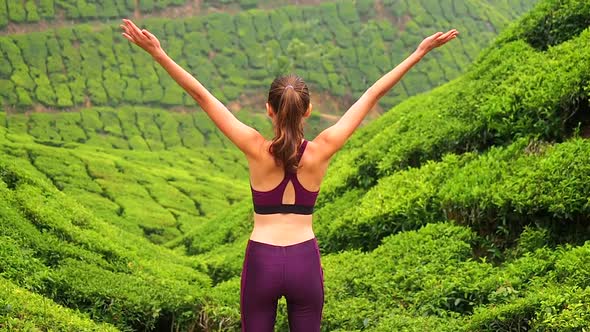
[{"xmin": 247, "ymin": 237, "xmax": 318, "ymax": 257}]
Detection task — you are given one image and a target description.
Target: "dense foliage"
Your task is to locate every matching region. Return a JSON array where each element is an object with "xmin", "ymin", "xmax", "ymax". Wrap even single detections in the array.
[
  {"xmin": 180, "ymin": 0, "xmax": 590, "ymax": 330},
  {"xmin": 0, "ymin": 148, "xmax": 213, "ymax": 331},
  {"xmin": 1, "ymin": 0, "xmax": 201, "ymax": 27},
  {"xmin": 0, "ymin": 277, "xmax": 119, "ymax": 331},
  {"xmin": 317, "ymin": 2, "xmax": 590, "ymax": 208},
  {"xmin": 2, "ymin": 0, "xmax": 590, "ymax": 331},
  {"xmin": 1, "ymin": 110, "xmax": 252, "ymax": 245},
  {"xmin": 0, "ymin": 0, "xmax": 332, "ymax": 28},
  {"xmin": 1, "ymin": 0, "xmax": 535, "ymax": 114}
]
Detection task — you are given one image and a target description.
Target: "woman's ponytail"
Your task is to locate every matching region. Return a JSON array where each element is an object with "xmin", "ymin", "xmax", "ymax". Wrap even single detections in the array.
[{"xmin": 267, "ymin": 74, "xmax": 310, "ymax": 173}]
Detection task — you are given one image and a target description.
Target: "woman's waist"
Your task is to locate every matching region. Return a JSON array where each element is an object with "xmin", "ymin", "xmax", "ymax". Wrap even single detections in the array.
[{"xmin": 250, "ymin": 213, "xmax": 315, "ymax": 246}]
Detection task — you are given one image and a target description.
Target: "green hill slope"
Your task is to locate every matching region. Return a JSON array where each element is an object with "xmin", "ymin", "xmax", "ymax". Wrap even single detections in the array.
[
  {"xmin": 1, "ymin": 112, "xmax": 253, "ymax": 245},
  {"xmin": 0, "ymin": 0, "xmax": 539, "ymax": 252},
  {"xmin": 5, "ymin": 0, "xmax": 590, "ymax": 331},
  {"xmin": 0, "ymin": 0, "xmax": 346, "ymax": 29},
  {"xmin": 0, "ymin": 277, "xmax": 119, "ymax": 331},
  {"xmin": 1, "ymin": 0, "xmax": 537, "ymax": 116},
  {"xmin": 0, "ymin": 141, "xmax": 217, "ymax": 330},
  {"xmin": 175, "ymin": 0, "xmax": 590, "ymax": 330}
]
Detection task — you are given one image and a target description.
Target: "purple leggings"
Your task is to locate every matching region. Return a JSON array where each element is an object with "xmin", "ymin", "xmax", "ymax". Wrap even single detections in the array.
[{"xmin": 240, "ymin": 237, "xmax": 324, "ymax": 331}]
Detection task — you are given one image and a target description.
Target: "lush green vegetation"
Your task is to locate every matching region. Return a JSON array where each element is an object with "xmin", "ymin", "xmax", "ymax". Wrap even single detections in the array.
[
  {"xmin": 0, "ymin": 147, "xmax": 215, "ymax": 331},
  {"xmin": 317, "ymin": 4, "xmax": 590, "ymax": 209},
  {"xmin": 1, "ymin": 0, "xmax": 536, "ymax": 115},
  {"xmin": 4, "ymin": 106, "xmax": 272, "ymax": 150},
  {"xmin": 3, "ymin": 0, "xmax": 590, "ymax": 331},
  {"xmin": 1, "ymin": 109, "xmax": 254, "ymax": 245},
  {"xmin": 0, "ymin": 277, "xmax": 119, "ymax": 331},
  {"xmin": 178, "ymin": 0, "xmax": 590, "ymax": 330},
  {"xmin": 0, "ymin": 0, "xmax": 320, "ymax": 28},
  {"xmin": 1, "ymin": 0, "xmax": 191, "ymax": 27}
]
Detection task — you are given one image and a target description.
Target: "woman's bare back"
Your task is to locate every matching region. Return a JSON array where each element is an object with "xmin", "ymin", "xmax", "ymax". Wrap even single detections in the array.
[{"xmin": 247, "ymin": 139, "xmax": 331, "ymax": 246}]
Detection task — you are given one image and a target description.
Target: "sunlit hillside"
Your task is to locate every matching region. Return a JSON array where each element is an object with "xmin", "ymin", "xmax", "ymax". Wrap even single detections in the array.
[
  {"xmin": 180, "ymin": 0, "xmax": 590, "ymax": 330},
  {"xmin": 2, "ymin": 0, "xmax": 536, "ymax": 115},
  {"xmin": 0, "ymin": 0, "xmax": 537, "ymax": 247},
  {"xmin": 5, "ymin": 0, "xmax": 590, "ymax": 331}
]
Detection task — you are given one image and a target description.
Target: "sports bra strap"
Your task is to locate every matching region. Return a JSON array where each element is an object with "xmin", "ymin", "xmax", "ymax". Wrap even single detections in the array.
[{"xmin": 296, "ymin": 139, "xmax": 308, "ymax": 162}]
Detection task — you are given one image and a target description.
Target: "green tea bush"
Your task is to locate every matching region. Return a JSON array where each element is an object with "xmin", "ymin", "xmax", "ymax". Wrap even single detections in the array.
[
  {"xmin": 50, "ymin": 258, "xmax": 204, "ymax": 331},
  {"xmin": 316, "ymin": 136, "xmax": 590, "ymax": 255},
  {"xmin": 0, "ymin": 277, "xmax": 120, "ymax": 331},
  {"xmin": 182, "ymin": 201, "xmax": 252, "ymax": 255},
  {"xmin": 0, "ymin": 152, "xmax": 213, "ymax": 331},
  {"xmin": 441, "ymin": 138, "xmax": 590, "ymax": 248},
  {"xmin": 532, "ymin": 285, "xmax": 590, "ymax": 331},
  {"xmin": 499, "ymin": 0, "xmax": 590, "ymax": 50},
  {"xmin": 0, "ymin": 0, "xmax": 536, "ymax": 117},
  {"xmin": 0, "ymin": 1, "xmax": 7, "ymax": 28},
  {"xmin": 318, "ymin": 153, "xmax": 470, "ymax": 252},
  {"xmin": 318, "ymin": 23, "xmax": 590, "ymax": 210}
]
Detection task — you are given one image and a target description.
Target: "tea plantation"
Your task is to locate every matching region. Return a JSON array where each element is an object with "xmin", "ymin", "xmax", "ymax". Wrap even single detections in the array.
[
  {"xmin": 3, "ymin": 0, "xmax": 590, "ymax": 331},
  {"xmin": 1, "ymin": 0, "xmax": 535, "ymax": 114},
  {"xmin": 180, "ymin": 0, "xmax": 590, "ymax": 330}
]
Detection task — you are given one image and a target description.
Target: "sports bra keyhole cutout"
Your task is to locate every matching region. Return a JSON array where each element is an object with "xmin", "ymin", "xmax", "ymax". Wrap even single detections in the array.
[{"xmin": 282, "ymin": 180, "xmax": 296, "ymax": 205}]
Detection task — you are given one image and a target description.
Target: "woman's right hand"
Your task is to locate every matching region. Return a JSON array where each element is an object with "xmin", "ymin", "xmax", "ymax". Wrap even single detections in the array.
[
  {"xmin": 121, "ymin": 18, "xmax": 165, "ymax": 59},
  {"xmin": 416, "ymin": 29, "xmax": 459, "ymax": 56}
]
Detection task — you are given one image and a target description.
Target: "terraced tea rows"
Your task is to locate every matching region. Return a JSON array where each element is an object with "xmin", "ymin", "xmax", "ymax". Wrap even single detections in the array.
[
  {"xmin": 1, "ymin": 0, "xmax": 536, "ymax": 115},
  {"xmin": 1, "ymin": 111, "xmax": 251, "ymax": 244}
]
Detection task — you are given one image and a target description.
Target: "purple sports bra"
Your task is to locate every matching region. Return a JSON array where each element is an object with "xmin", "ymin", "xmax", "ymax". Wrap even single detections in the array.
[{"xmin": 250, "ymin": 139, "xmax": 320, "ymax": 215}]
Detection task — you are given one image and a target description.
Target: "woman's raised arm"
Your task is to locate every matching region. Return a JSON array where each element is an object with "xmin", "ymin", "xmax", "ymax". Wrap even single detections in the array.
[
  {"xmin": 313, "ymin": 29, "xmax": 459, "ymax": 161},
  {"xmin": 120, "ymin": 19, "xmax": 264, "ymax": 157}
]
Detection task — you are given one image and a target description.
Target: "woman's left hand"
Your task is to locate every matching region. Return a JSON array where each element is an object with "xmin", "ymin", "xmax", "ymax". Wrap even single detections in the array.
[
  {"xmin": 120, "ymin": 18, "xmax": 165, "ymax": 58},
  {"xmin": 416, "ymin": 29, "xmax": 459, "ymax": 56}
]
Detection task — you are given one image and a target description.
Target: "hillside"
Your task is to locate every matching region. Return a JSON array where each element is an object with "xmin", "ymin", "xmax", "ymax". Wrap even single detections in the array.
[
  {"xmin": 0, "ymin": 133, "xmax": 214, "ymax": 331},
  {"xmin": 0, "ymin": 0, "xmax": 335, "ymax": 31},
  {"xmin": 0, "ymin": 0, "xmax": 538, "ymax": 247},
  {"xmin": 4, "ymin": 0, "xmax": 590, "ymax": 331},
  {"xmin": 178, "ymin": 0, "xmax": 590, "ymax": 330},
  {"xmin": 1, "ymin": 106, "xmax": 262, "ymax": 245},
  {"xmin": 1, "ymin": 0, "xmax": 537, "ymax": 117},
  {"xmin": 0, "ymin": 0, "xmax": 540, "ymax": 248}
]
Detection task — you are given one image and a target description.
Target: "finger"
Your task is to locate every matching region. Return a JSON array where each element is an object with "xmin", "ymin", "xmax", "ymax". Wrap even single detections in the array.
[
  {"xmin": 431, "ymin": 31, "xmax": 443, "ymax": 39},
  {"xmin": 144, "ymin": 29, "xmax": 159, "ymax": 43},
  {"xmin": 124, "ymin": 19, "xmax": 143, "ymax": 38},
  {"xmin": 443, "ymin": 32, "xmax": 457, "ymax": 42},
  {"xmin": 448, "ymin": 31, "xmax": 459, "ymax": 40},
  {"xmin": 438, "ymin": 30, "xmax": 455, "ymax": 40},
  {"xmin": 120, "ymin": 24, "xmax": 130, "ymax": 34},
  {"xmin": 121, "ymin": 33, "xmax": 135, "ymax": 43},
  {"xmin": 438, "ymin": 32, "xmax": 457, "ymax": 45},
  {"xmin": 127, "ymin": 20, "xmax": 143, "ymax": 35},
  {"xmin": 123, "ymin": 21, "xmax": 139, "ymax": 39},
  {"xmin": 141, "ymin": 29, "xmax": 152, "ymax": 40}
]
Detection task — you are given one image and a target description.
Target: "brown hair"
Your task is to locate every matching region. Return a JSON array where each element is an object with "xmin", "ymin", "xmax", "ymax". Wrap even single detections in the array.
[{"xmin": 267, "ymin": 74, "xmax": 310, "ymax": 173}]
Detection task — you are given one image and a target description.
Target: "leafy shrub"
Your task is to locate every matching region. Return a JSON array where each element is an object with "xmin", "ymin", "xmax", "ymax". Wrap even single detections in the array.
[
  {"xmin": 500, "ymin": 0, "xmax": 590, "ymax": 50},
  {"xmin": 0, "ymin": 277, "xmax": 119, "ymax": 331}
]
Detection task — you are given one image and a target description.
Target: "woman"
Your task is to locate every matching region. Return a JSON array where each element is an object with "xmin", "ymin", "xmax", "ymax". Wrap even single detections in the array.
[{"xmin": 121, "ymin": 18, "xmax": 458, "ymax": 331}]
